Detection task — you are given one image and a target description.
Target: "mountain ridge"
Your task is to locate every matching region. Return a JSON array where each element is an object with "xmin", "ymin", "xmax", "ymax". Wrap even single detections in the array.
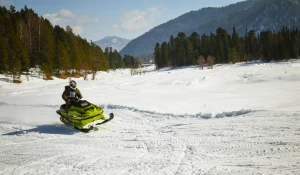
[
  {"xmin": 95, "ymin": 36, "xmax": 130, "ymax": 52},
  {"xmin": 119, "ymin": 0, "xmax": 300, "ymax": 58}
]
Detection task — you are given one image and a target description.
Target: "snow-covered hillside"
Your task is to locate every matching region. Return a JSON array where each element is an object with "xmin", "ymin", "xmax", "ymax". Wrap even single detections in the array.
[{"xmin": 0, "ymin": 60, "xmax": 300, "ymax": 174}]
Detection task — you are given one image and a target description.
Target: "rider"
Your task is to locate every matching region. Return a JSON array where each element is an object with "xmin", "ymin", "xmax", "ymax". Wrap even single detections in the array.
[{"xmin": 62, "ymin": 80, "xmax": 83, "ymax": 111}]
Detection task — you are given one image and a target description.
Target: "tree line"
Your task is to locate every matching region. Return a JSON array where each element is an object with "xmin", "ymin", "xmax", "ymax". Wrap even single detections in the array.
[
  {"xmin": 104, "ymin": 47, "xmax": 141, "ymax": 70},
  {"xmin": 0, "ymin": 6, "xmax": 141, "ymax": 82},
  {"xmin": 154, "ymin": 26, "xmax": 300, "ymax": 69}
]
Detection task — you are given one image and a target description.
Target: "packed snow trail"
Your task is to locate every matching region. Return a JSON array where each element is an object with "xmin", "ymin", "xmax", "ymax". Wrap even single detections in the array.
[{"xmin": 0, "ymin": 105, "xmax": 300, "ymax": 175}]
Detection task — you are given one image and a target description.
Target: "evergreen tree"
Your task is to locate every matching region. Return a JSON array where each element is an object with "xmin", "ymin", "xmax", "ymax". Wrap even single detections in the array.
[
  {"xmin": 260, "ymin": 30, "xmax": 274, "ymax": 62},
  {"xmin": 154, "ymin": 43, "xmax": 161, "ymax": 69},
  {"xmin": 168, "ymin": 35, "xmax": 176, "ymax": 67},
  {"xmin": 40, "ymin": 18, "xmax": 55, "ymax": 77},
  {"xmin": 6, "ymin": 8, "xmax": 22, "ymax": 80},
  {"xmin": 184, "ymin": 38, "xmax": 193, "ymax": 65},
  {"xmin": 90, "ymin": 41, "xmax": 109, "ymax": 71},
  {"xmin": 199, "ymin": 34, "xmax": 210, "ymax": 58},
  {"xmin": 231, "ymin": 27, "xmax": 241, "ymax": 63},
  {"xmin": 54, "ymin": 25, "xmax": 70, "ymax": 75},
  {"xmin": 161, "ymin": 42, "xmax": 168, "ymax": 67},
  {"xmin": 0, "ymin": 35, "xmax": 8, "ymax": 73},
  {"xmin": 105, "ymin": 47, "xmax": 123, "ymax": 70},
  {"xmin": 216, "ymin": 28, "xmax": 230, "ymax": 63},
  {"xmin": 123, "ymin": 55, "xmax": 136, "ymax": 68},
  {"xmin": 189, "ymin": 32, "xmax": 200, "ymax": 64},
  {"xmin": 230, "ymin": 48, "xmax": 240, "ymax": 64},
  {"xmin": 65, "ymin": 25, "xmax": 80, "ymax": 74},
  {"xmin": 245, "ymin": 30, "xmax": 258, "ymax": 61},
  {"xmin": 175, "ymin": 32, "xmax": 186, "ymax": 66},
  {"xmin": 292, "ymin": 28, "xmax": 300, "ymax": 58},
  {"xmin": 0, "ymin": 7, "xmax": 9, "ymax": 74},
  {"xmin": 208, "ymin": 33, "xmax": 217, "ymax": 57},
  {"xmin": 104, "ymin": 47, "xmax": 110, "ymax": 58},
  {"xmin": 277, "ymin": 27, "xmax": 290, "ymax": 60}
]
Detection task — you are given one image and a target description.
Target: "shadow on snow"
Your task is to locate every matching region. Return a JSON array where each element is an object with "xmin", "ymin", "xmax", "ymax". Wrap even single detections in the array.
[{"xmin": 3, "ymin": 124, "xmax": 77, "ymax": 136}]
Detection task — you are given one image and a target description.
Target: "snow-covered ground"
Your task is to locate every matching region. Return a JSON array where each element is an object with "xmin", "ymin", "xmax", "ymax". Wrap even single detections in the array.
[{"xmin": 0, "ymin": 60, "xmax": 300, "ymax": 175}]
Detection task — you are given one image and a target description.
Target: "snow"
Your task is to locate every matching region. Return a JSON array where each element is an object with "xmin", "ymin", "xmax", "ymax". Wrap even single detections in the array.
[{"xmin": 0, "ymin": 60, "xmax": 300, "ymax": 174}]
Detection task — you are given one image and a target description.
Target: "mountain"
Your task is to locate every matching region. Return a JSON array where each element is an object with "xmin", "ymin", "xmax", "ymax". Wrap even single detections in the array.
[
  {"xmin": 120, "ymin": 0, "xmax": 300, "ymax": 58},
  {"xmin": 95, "ymin": 36, "xmax": 130, "ymax": 52}
]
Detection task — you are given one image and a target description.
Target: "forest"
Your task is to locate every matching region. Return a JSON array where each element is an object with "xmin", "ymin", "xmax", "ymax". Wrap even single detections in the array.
[
  {"xmin": 1, "ymin": 5, "xmax": 299, "ymax": 82},
  {"xmin": 154, "ymin": 27, "xmax": 300, "ymax": 69},
  {"xmin": 0, "ymin": 6, "xmax": 140, "ymax": 82}
]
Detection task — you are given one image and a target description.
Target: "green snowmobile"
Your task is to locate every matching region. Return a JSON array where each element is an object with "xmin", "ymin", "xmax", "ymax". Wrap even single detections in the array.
[{"xmin": 56, "ymin": 99, "xmax": 113, "ymax": 132}]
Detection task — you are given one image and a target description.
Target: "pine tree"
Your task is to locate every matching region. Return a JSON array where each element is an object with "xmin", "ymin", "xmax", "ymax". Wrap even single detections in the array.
[
  {"xmin": 231, "ymin": 27, "xmax": 241, "ymax": 63},
  {"xmin": 189, "ymin": 32, "xmax": 200, "ymax": 64},
  {"xmin": 260, "ymin": 30, "xmax": 274, "ymax": 62},
  {"xmin": 230, "ymin": 48, "xmax": 240, "ymax": 64},
  {"xmin": 0, "ymin": 35, "xmax": 8, "ymax": 74},
  {"xmin": 199, "ymin": 34, "xmax": 210, "ymax": 58},
  {"xmin": 208, "ymin": 33, "xmax": 217, "ymax": 58},
  {"xmin": 0, "ymin": 7, "xmax": 9, "ymax": 74},
  {"xmin": 175, "ymin": 32, "xmax": 186, "ymax": 66},
  {"xmin": 54, "ymin": 25, "xmax": 70, "ymax": 76},
  {"xmin": 90, "ymin": 41, "xmax": 109, "ymax": 72},
  {"xmin": 40, "ymin": 18, "xmax": 55, "ymax": 78},
  {"xmin": 161, "ymin": 42, "xmax": 168, "ymax": 67},
  {"xmin": 246, "ymin": 30, "xmax": 258, "ymax": 61},
  {"xmin": 168, "ymin": 35, "xmax": 176, "ymax": 67},
  {"xmin": 123, "ymin": 55, "xmax": 133, "ymax": 68},
  {"xmin": 185, "ymin": 38, "xmax": 193, "ymax": 65},
  {"xmin": 65, "ymin": 25, "xmax": 80, "ymax": 75},
  {"xmin": 154, "ymin": 43, "xmax": 161, "ymax": 69},
  {"xmin": 295, "ymin": 28, "xmax": 300, "ymax": 58},
  {"xmin": 6, "ymin": 7, "xmax": 22, "ymax": 81},
  {"xmin": 216, "ymin": 28, "xmax": 230, "ymax": 63}
]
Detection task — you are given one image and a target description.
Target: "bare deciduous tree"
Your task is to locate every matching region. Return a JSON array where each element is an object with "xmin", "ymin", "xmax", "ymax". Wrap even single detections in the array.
[
  {"xmin": 207, "ymin": 56, "xmax": 215, "ymax": 69},
  {"xmin": 130, "ymin": 68, "xmax": 135, "ymax": 76},
  {"xmin": 197, "ymin": 55, "xmax": 206, "ymax": 70},
  {"xmin": 81, "ymin": 62, "xmax": 89, "ymax": 80},
  {"xmin": 130, "ymin": 67, "xmax": 142, "ymax": 76}
]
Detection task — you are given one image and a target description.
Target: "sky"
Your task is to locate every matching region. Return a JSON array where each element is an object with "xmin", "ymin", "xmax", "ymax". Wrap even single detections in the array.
[
  {"xmin": 1, "ymin": 0, "xmax": 244, "ymax": 41},
  {"xmin": 0, "ymin": 60, "xmax": 300, "ymax": 174}
]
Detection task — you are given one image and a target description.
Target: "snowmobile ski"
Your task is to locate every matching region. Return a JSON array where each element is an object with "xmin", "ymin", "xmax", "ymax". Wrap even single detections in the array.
[
  {"xmin": 75, "ymin": 125, "xmax": 94, "ymax": 133},
  {"xmin": 73, "ymin": 113, "xmax": 114, "ymax": 132},
  {"xmin": 96, "ymin": 113, "xmax": 114, "ymax": 126}
]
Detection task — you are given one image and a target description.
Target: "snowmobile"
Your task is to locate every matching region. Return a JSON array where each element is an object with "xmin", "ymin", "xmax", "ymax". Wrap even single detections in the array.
[{"xmin": 56, "ymin": 98, "xmax": 114, "ymax": 132}]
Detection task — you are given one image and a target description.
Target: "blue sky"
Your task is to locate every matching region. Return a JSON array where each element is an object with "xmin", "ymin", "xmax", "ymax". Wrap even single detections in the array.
[{"xmin": 1, "ymin": 0, "xmax": 244, "ymax": 41}]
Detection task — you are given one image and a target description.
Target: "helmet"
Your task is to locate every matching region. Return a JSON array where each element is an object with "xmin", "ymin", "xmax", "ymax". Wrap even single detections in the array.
[{"xmin": 69, "ymin": 80, "xmax": 77, "ymax": 90}]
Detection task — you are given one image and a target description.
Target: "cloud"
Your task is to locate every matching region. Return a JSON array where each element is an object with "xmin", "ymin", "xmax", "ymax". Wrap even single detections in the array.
[
  {"xmin": 112, "ymin": 24, "xmax": 119, "ymax": 30},
  {"xmin": 78, "ymin": 15, "xmax": 99, "ymax": 25},
  {"xmin": 43, "ymin": 13, "xmax": 61, "ymax": 26},
  {"xmin": 60, "ymin": 9, "xmax": 73, "ymax": 18},
  {"xmin": 72, "ymin": 25, "xmax": 83, "ymax": 35},
  {"xmin": 0, "ymin": 0, "xmax": 13, "ymax": 6},
  {"xmin": 114, "ymin": 6, "xmax": 162, "ymax": 32},
  {"xmin": 43, "ymin": 9, "xmax": 99, "ymax": 36}
]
